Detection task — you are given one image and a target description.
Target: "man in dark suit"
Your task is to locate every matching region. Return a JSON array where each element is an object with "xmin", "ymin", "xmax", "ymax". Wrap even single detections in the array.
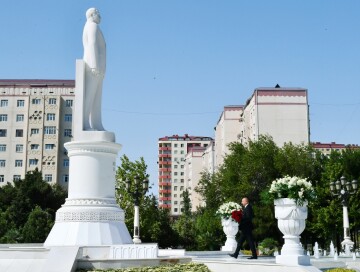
[{"xmin": 229, "ymin": 197, "xmax": 257, "ymax": 259}]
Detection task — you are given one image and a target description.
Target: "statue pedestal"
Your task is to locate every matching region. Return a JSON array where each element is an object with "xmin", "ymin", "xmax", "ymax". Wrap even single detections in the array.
[{"xmin": 44, "ymin": 141, "xmax": 132, "ymax": 246}]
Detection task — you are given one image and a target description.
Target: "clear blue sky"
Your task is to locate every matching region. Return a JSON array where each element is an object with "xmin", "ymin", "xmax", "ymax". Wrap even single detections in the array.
[{"xmin": 2, "ymin": 1, "xmax": 360, "ymax": 194}]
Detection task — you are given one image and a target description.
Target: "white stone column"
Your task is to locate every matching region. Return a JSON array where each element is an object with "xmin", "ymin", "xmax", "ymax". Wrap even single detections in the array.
[{"xmin": 341, "ymin": 205, "xmax": 354, "ymax": 248}]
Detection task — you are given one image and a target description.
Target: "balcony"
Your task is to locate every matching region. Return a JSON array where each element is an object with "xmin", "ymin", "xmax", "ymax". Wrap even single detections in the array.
[
  {"xmin": 159, "ymin": 147, "xmax": 172, "ymax": 151},
  {"xmin": 159, "ymin": 204, "xmax": 171, "ymax": 209},
  {"xmin": 159, "ymin": 182, "xmax": 171, "ymax": 186},
  {"xmin": 158, "ymin": 154, "xmax": 171, "ymax": 158},
  {"xmin": 160, "ymin": 161, "xmax": 172, "ymax": 165},
  {"xmin": 159, "ymin": 189, "xmax": 171, "ymax": 193},
  {"xmin": 159, "ymin": 168, "xmax": 171, "ymax": 172},
  {"xmin": 159, "ymin": 175, "xmax": 171, "ymax": 179},
  {"xmin": 159, "ymin": 196, "xmax": 171, "ymax": 201}
]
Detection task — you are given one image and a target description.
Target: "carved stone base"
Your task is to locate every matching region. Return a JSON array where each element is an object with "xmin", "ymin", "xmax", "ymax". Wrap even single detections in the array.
[
  {"xmin": 44, "ymin": 199, "xmax": 132, "ymax": 246},
  {"xmin": 44, "ymin": 140, "xmax": 132, "ymax": 246}
]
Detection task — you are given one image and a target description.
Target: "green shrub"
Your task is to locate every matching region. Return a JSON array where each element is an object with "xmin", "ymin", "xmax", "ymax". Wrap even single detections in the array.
[
  {"xmin": 258, "ymin": 238, "xmax": 279, "ymax": 256},
  {"xmin": 77, "ymin": 262, "xmax": 211, "ymax": 272}
]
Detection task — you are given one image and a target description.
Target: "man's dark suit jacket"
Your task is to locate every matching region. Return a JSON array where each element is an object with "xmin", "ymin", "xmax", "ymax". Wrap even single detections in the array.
[{"xmin": 239, "ymin": 204, "xmax": 254, "ymax": 231}]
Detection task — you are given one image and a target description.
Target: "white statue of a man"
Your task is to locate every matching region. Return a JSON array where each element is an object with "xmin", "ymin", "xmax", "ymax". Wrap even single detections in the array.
[{"xmin": 82, "ymin": 7, "xmax": 106, "ymax": 131}]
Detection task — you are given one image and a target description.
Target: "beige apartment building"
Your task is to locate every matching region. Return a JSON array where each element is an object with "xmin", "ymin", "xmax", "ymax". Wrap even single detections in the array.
[
  {"xmin": 214, "ymin": 105, "xmax": 243, "ymax": 168},
  {"xmin": 0, "ymin": 79, "xmax": 75, "ymax": 187},
  {"xmin": 184, "ymin": 146, "xmax": 207, "ymax": 212},
  {"xmin": 239, "ymin": 86, "xmax": 310, "ymax": 147},
  {"xmin": 312, "ymin": 142, "xmax": 359, "ymax": 156},
  {"xmin": 158, "ymin": 134, "xmax": 212, "ymax": 216}
]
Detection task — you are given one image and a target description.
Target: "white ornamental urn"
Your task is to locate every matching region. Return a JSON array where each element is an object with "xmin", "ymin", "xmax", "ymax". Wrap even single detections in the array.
[
  {"xmin": 274, "ymin": 198, "xmax": 310, "ymax": 265},
  {"xmin": 221, "ymin": 218, "xmax": 238, "ymax": 251}
]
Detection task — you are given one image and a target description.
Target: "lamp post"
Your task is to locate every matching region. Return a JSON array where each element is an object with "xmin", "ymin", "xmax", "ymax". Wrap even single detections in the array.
[
  {"xmin": 126, "ymin": 175, "xmax": 149, "ymax": 244},
  {"xmin": 329, "ymin": 176, "xmax": 358, "ymax": 249}
]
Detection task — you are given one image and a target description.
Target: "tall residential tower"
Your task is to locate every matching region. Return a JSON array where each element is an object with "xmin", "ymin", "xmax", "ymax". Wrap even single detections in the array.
[{"xmin": 158, "ymin": 134, "xmax": 212, "ymax": 216}]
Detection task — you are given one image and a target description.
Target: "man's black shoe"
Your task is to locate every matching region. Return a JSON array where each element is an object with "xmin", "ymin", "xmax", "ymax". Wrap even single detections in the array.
[
  {"xmin": 228, "ymin": 253, "xmax": 238, "ymax": 259},
  {"xmin": 247, "ymin": 256, "xmax": 257, "ymax": 259}
]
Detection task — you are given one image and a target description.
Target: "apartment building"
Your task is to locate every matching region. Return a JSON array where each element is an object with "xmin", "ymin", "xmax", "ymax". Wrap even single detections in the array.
[
  {"xmin": 184, "ymin": 146, "xmax": 207, "ymax": 212},
  {"xmin": 312, "ymin": 142, "xmax": 359, "ymax": 156},
  {"xmin": 239, "ymin": 85, "xmax": 310, "ymax": 147},
  {"xmin": 0, "ymin": 79, "xmax": 75, "ymax": 187},
  {"xmin": 158, "ymin": 134, "xmax": 212, "ymax": 215},
  {"xmin": 214, "ymin": 105, "xmax": 243, "ymax": 168}
]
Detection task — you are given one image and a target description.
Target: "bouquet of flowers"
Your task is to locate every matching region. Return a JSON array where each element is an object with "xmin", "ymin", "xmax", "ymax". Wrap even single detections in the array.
[
  {"xmin": 216, "ymin": 201, "xmax": 243, "ymax": 223},
  {"xmin": 268, "ymin": 176, "xmax": 316, "ymax": 205}
]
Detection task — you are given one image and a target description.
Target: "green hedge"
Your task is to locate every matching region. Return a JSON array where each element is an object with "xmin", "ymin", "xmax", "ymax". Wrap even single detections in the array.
[
  {"xmin": 325, "ymin": 269, "xmax": 356, "ymax": 272},
  {"xmin": 77, "ymin": 262, "xmax": 211, "ymax": 272}
]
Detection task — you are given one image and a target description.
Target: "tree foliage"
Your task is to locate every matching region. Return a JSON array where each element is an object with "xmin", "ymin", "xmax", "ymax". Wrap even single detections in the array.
[
  {"xmin": 0, "ymin": 168, "xmax": 66, "ymax": 243},
  {"xmin": 115, "ymin": 155, "xmax": 177, "ymax": 248}
]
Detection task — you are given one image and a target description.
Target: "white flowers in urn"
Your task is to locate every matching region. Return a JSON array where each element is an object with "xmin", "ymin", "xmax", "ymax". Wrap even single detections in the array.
[
  {"xmin": 268, "ymin": 176, "xmax": 316, "ymax": 205},
  {"xmin": 216, "ymin": 202, "xmax": 243, "ymax": 222},
  {"xmin": 217, "ymin": 201, "xmax": 243, "ymax": 251}
]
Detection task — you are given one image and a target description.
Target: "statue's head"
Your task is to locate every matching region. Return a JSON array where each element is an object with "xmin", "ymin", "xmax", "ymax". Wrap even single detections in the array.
[{"xmin": 86, "ymin": 8, "xmax": 101, "ymax": 24}]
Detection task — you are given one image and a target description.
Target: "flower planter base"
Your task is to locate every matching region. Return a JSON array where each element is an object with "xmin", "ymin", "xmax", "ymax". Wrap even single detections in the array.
[
  {"xmin": 276, "ymin": 255, "xmax": 310, "ymax": 266},
  {"xmin": 274, "ymin": 198, "xmax": 309, "ymax": 266},
  {"xmin": 221, "ymin": 218, "xmax": 238, "ymax": 252}
]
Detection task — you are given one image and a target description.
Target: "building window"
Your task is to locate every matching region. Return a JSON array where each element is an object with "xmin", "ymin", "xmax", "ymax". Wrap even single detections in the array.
[
  {"xmin": 31, "ymin": 144, "xmax": 39, "ymax": 150},
  {"xmin": 31, "ymin": 128, "xmax": 40, "ymax": 135},
  {"xmin": 174, "ymin": 165, "xmax": 178, "ymax": 169},
  {"xmin": 44, "ymin": 126, "xmax": 56, "ymax": 135},
  {"xmin": 16, "ymin": 114, "xmax": 24, "ymax": 122},
  {"xmin": 174, "ymin": 172, "xmax": 178, "ymax": 176},
  {"xmin": 45, "ymin": 144, "xmax": 55, "ymax": 150},
  {"xmin": 0, "ymin": 160, "xmax": 5, "ymax": 167},
  {"xmin": 174, "ymin": 144, "xmax": 178, "ymax": 147},
  {"xmin": 181, "ymin": 165, "xmax": 184, "ymax": 169},
  {"xmin": 29, "ymin": 159, "xmax": 38, "ymax": 166},
  {"xmin": 174, "ymin": 194, "xmax": 177, "ymax": 198},
  {"xmin": 16, "ymin": 144, "xmax": 23, "ymax": 153},
  {"xmin": 63, "ymin": 159, "xmax": 69, "ymax": 167},
  {"xmin": 48, "ymin": 98, "xmax": 57, "ymax": 105},
  {"xmin": 13, "ymin": 175, "xmax": 21, "ymax": 181},
  {"xmin": 180, "ymin": 186, "xmax": 184, "ymax": 191},
  {"xmin": 0, "ymin": 144, "xmax": 6, "ymax": 152},
  {"xmin": 32, "ymin": 98, "xmax": 41, "ymax": 104},
  {"xmin": 64, "ymin": 114, "xmax": 72, "ymax": 122},
  {"xmin": 46, "ymin": 113, "xmax": 56, "ymax": 121},
  {"xmin": 180, "ymin": 150, "xmax": 184, "ymax": 154},
  {"xmin": 174, "ymin": 186, "xmax": 178, "ymax": 191},
  {"xmin": 15, "ymin": 160, "xmax": 23, "ymax": 167},
  {"xmin": 0, "ymin": 129, "xmax": 7, "ymax": 137},
  {"xmin": 64, "ymin": 129, "xmax": 72, "ymax": 137},
  {"xmin": 181, "ymin": 144, "xmax": 184, "ymax": 147},
  {"xmin": 180, "ymin": 172, "xmax": 184, "ymax": 176},
  {"xmin": 44, "ymin": 174, "xmax": 52, "ymax": 182},
  {"xmin": 181, "ymin": 179, "xmax": 184, "ymax": 183},
  {"xmin": 0, "ymin": 100, "xmax": 8, "ymax": 107},
  {"xmin": 174, "ymin": 208, "xmax": 178, "ymax": 212},
  {"xmin": 0, "ymin": 175, "xmax": 4, "ymax": 182},
  {"xmin": 65, "ymin": 100, "xmax": 73, "ymax": 107},
  {"xmin": 0, "ymin": 114, "xmax": 8, "ymax": 121},
  {"xmin": 15, "ymin": 129, "xmax": 23, "ymax": 137},
  {"xmin": 17, "ymin": 100, "xmax": 25, "ymax": 107},
  {"xmin": 63, "ymin": 174, "xmax": 69, "ymax": 182},
  {"xmin": 174, "ymin": 201, "xmax": 178, "ymax": 205}
]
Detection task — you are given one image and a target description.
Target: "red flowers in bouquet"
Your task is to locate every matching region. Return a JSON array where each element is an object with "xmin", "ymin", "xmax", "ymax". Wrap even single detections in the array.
[{"xmin": 231, "ymin": 210, "xmax": 243, "ymax": 223}]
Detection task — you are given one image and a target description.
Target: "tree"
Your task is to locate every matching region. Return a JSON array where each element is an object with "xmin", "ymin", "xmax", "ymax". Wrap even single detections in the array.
[
  {"xmin": 0, "ymin": 168, "xmax": 67, "ymax": 243},
  {"xmin": 115, "ymin": 155, "xmax": 177, "ymax": 248},
  {"xmin": 172, "ymin": 190, "xmax": 196, "ymax": 250},
  {"xmin": 22, "ymin": 206, "xmax": 53, "ymax": 243}
]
